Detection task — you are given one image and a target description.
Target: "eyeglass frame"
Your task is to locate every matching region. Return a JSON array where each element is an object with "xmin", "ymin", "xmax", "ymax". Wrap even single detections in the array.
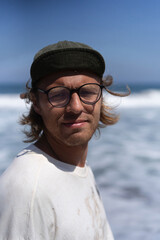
[{"xmin": 36, "ymin": 83, "xmax": 104, "ymax": 108}]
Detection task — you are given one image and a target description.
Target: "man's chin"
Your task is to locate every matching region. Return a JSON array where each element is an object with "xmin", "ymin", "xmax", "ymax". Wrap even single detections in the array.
[{"xmin": 62, "ymin": 132, "xmax": 92, "ymax": 147}]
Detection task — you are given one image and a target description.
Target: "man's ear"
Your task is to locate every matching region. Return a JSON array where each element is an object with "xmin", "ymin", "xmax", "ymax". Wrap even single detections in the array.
[{"xmin": 31, "ymin": 93, "xmax": 41, "ymax": 115}]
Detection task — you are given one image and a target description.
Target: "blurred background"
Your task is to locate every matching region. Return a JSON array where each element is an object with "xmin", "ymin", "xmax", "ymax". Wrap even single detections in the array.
[{"xmin": 0, "ymin": 0, "xmax": 160, "ymax": 239}]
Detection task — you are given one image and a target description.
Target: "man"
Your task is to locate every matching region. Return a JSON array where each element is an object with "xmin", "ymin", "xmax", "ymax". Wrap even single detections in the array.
[{"xmin": 0, "ymin": 40, "xmax": 124, "ymax": 239}]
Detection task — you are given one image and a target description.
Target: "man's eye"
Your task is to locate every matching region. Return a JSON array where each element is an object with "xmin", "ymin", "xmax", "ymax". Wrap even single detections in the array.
[
  {"xmin": 49, "ymin": 90, "xmax": 68, "ymax": 102},
  {"xmin": 81, "ymin": 89, "xmax": 97, "ymax": 96}
]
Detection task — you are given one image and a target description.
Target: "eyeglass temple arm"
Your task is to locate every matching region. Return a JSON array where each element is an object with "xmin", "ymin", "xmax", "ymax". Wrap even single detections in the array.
[{"xmin": 37, "ymin": 88, "xmax": 48, "ymax": 94}]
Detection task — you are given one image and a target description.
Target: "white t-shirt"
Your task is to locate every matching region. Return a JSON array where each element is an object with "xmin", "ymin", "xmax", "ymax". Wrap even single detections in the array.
[{"xmin": 0, "ymin": 144, "xmax": 114, "ymax": 240}]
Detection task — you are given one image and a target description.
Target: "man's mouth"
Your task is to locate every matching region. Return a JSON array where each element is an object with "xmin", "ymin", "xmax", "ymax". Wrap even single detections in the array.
[{"xmin": 63, "ymin": 120, "xmax": 88, "ymax": 128}]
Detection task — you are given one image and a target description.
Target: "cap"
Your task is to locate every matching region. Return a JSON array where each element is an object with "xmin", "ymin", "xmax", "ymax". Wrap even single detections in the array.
[{"xmin": 30, "ymin": 40, "xmax": 105, "ymax": 86}]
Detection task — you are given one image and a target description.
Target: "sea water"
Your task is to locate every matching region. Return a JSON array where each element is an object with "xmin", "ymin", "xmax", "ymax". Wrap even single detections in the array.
[{"xmin": 0, "ymin": 83, "xmax": 160, "ymax": 240}]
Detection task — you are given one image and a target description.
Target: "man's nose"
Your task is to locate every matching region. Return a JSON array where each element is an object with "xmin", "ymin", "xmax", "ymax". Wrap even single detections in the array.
[{"xmin": 65, "ymin": 93, "xmax": 83, "ymax": 114}]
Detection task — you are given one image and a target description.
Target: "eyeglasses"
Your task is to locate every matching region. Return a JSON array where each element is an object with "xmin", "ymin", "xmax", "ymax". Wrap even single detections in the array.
[{"xmin": 37, "ymin": 83, "xmax": 104, "ymax": 108}]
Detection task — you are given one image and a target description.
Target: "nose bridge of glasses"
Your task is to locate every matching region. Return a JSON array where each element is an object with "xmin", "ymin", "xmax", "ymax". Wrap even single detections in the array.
[
  {"xmin": 65, "ymin": 88, "xmax": 84, "ymax": 112},
  {"xmin": 70, "ymin": 88, "xmax": 80, "ymax": 96}
]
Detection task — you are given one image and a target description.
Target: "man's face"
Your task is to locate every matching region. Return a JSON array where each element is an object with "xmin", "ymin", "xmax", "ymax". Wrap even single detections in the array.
[{"xmin": 34, "ymin": 71, "xmax": 102, "ymax": 147}]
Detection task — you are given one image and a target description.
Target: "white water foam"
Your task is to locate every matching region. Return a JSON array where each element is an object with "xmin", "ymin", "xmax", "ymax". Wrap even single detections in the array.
[
  {"xmin": 0, "ymin": 94, "xmax": 28, "ymax": 109},
  {"xmin": 104, "ymin": 89, "xmax": 160, "ymax": 108}
]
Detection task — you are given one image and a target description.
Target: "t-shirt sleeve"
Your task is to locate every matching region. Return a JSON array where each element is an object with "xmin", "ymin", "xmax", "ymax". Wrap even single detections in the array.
[{"xmin": 0, "ymin": 167, "xmax": 56, "ymax": 240}]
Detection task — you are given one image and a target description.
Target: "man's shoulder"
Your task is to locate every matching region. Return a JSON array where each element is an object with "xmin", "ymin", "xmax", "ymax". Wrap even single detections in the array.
[{"xmin": 0, "ymin": 144, "xmax": 47, "ymax": 194}]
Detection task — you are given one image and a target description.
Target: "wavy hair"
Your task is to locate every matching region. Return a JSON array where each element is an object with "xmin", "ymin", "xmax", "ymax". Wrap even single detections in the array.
[{"xmin": 20, "ymin": 75, "xmax": 130, "ymax": 142}]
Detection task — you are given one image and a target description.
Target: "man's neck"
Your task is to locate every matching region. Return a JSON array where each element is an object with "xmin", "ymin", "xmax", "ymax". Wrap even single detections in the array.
[{"xmin": 35, "ymin": 134, "xmax": 88, "ymax": 167}]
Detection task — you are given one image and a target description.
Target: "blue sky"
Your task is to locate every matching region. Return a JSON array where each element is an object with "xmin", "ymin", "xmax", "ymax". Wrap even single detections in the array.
[{"xmin": 0, "ymin": 0, "xmax": 160, "ymax": 85}]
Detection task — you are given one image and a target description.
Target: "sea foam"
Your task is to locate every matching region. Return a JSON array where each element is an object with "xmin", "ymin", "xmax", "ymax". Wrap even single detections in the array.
[
  {"xmin": 104, "ymin": 89, "xmax": 160, "ymax": 108},
  {"xmin": 0, "ymin": 94, "xmax": 28, "ymax": 109}
]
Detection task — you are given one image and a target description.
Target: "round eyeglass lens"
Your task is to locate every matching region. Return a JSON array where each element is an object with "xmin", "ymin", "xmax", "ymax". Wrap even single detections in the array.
[
  {"xmin": 48, "ymin": 87, "xmax": 70, "ymax": 107},
  {"xmin": 79, "ymin": 84, "xmax": 101, "ymax": 104}
]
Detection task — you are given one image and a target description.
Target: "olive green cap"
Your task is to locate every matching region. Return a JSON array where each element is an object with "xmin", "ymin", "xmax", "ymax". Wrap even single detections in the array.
[{"xmin": 30, "ymin": 40, "xmax": 105, "ymax": 86}]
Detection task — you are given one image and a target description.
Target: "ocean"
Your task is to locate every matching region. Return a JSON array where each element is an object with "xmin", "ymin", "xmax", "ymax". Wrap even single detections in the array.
[{"xmin": 0, "ymin": 82, "xmax": 160, "ymax": 239}]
